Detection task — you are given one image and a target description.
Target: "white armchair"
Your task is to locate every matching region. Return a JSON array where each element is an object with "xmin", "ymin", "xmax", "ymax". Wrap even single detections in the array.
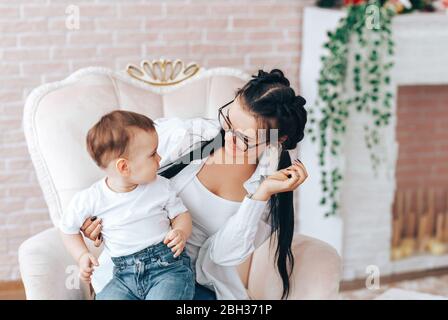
[{"xmin": 19, "ymin": 61, "xmax": 341, "ymax": 300}]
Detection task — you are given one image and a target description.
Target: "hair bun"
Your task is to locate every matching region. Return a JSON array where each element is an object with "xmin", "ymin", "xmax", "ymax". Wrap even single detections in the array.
[
  {"xmin": 269, "ymin": 69, "xmax": 285, "ymax": 78},
  {"xmin": 257, "ymin": 70, "xmax": 269, "ymax": 78},
  {"xmin": 295, "ymin": 95, "xmax": 306, "ymax": 107},
  {"xmin": 252, "ymin": 69, "xmax": 290, "ymax": 87}
]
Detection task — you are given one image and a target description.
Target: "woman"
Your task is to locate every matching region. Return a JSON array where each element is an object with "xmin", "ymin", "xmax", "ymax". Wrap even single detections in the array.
[{"xmin": 80, "ymin": 69, "xmax": 308, "ymax": 300}]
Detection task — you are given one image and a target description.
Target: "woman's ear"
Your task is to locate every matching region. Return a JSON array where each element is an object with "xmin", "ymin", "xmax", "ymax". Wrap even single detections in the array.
[{"xmin": 115, "ymin": 158, "xmax": 130, "ymax": 176}]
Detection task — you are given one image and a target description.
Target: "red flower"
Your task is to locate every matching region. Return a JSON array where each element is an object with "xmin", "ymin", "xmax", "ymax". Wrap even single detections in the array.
[{"xmin": 344, "ymin": 0, "xmax": 366, "ymax": 5}]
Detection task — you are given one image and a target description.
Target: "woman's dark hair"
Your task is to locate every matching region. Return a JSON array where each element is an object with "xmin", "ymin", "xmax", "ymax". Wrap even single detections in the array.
[{"xmin": 159, "ymin": 69, "xmax": 307, "ymax": 299}]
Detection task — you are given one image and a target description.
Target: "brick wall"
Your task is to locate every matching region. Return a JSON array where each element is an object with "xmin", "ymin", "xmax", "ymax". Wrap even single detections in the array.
[{"xmin": 0, "ymin": 0, "xmax": 313, "ymax": 281}]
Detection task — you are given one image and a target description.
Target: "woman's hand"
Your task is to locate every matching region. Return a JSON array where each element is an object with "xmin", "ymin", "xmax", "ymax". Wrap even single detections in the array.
[
  {"xmin": 80, "ymin": 216, "xmax": 103, "ymax": 247},
  {"xmin": 252, "ymin": 159, "xmax": 308, "ymax": 201}
]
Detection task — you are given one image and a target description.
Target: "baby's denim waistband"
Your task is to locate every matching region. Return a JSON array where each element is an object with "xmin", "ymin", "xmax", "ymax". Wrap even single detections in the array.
[{"xmin": 111, "ymin": 241, "xmax": 170, "ymax": 267}]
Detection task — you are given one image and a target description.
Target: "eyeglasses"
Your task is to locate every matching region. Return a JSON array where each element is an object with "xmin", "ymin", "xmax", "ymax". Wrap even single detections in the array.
[{"xmin": 217, "ymin": 100, "xmax": 266, "ymax": 152}]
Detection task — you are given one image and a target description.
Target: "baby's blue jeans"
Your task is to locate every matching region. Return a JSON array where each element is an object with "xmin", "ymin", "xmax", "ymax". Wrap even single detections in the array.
[{"xmin": 96, "ymin": 241, "xmax": 195, "ymax": 300}]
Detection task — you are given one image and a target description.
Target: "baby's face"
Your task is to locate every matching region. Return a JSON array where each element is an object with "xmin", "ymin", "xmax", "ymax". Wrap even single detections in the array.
[{"xmin": 126, "ymin": 128, "xmax": 161, "ymax": 184}]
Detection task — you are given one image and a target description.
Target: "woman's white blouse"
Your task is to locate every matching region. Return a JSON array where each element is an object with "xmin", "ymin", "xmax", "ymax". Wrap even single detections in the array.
[{"xmin": 91, "ymin": 116, "xmax": 280, "ymax": 299}]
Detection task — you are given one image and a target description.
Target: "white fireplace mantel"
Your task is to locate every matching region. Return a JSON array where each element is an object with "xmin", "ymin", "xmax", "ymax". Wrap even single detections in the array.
[{"xmin": 298, "ymin": 7, "xmax": 448, "ymax": 281}]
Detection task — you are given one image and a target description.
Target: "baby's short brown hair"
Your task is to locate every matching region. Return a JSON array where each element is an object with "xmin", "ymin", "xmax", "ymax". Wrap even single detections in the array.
[{"xmin": 86, "ymin": 110, "xmax": 155, "ymax": 168}]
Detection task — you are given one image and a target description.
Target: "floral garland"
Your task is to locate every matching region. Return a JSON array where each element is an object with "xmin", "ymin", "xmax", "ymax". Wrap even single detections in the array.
[{"xmin": 317, "ymin": 0, "xmax": 441, "ymax": 12}]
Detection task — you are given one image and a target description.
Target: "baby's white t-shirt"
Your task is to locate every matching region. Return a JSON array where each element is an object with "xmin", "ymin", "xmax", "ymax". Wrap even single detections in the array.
[{"xmin": 59, "ymin": 175, "xmax": 187, "ymax": 258}]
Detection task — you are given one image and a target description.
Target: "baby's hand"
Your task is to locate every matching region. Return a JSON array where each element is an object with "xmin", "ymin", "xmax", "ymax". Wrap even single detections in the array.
[
  {"xmin": 163, "ymin": 229, "xmax": 187, "ymax": 258},
  {"xmin": 78, "ymin": 252, "xmax": 99, "ymax": 283}
]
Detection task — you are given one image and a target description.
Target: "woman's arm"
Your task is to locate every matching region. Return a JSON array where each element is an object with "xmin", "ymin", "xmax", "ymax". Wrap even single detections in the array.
[
  {"xmin": 208, "ymin": 196, "xmax": 270, "ymax": 266},
  {"xmin": 194, "ymin": 195, "xmax": 274, "ymax": 299},
  {"xmin": 207, "ymin": 160, "xmax": 308, "ymax": 266}
]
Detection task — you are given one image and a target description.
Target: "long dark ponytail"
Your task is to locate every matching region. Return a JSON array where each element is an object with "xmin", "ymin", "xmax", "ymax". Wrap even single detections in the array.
[{"xmin": 159, "ymin": 69, "xmax": 307, "ymax": 299}]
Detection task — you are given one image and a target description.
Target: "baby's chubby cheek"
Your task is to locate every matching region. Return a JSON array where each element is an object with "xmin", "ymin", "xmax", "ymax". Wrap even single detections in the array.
[
  {"xmin": 150, "ymin": 171, "xmax": 158, "ymax": 181},
  {"xmin": 146, "ymin": 168, "xmax": 159, "ymax": 182}
]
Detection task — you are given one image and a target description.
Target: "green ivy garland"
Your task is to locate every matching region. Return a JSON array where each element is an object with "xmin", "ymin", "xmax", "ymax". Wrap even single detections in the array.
[{"xmin": 308, "ymin": 1, "xmax": 396, "ymax": 217}]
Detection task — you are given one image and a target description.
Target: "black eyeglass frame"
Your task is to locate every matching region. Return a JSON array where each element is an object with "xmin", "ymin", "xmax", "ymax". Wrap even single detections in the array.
[{"xmin": 217, "ymin": 100, "xmax": 267, "ymax": 152}]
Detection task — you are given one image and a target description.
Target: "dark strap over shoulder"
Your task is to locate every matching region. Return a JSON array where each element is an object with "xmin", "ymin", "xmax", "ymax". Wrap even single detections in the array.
[{"xmin": 158, "ymin": 131, "xmax": 223, "ymax": 179}]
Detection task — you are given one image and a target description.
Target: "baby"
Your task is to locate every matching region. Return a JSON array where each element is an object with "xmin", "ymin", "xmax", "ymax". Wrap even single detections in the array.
[{"xmin": 59, "ymin": 110, "xmax": 195, "ymax": 300}]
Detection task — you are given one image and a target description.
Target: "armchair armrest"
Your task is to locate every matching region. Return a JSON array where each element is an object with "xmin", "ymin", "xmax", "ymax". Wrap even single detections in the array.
[
  {"xmin": 247, "ymin": 234, "xmax": 342, "ymax": 300},
  {"xmin": 18, "ymin": 227, "xmax": 101, "ymax": 300}
]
